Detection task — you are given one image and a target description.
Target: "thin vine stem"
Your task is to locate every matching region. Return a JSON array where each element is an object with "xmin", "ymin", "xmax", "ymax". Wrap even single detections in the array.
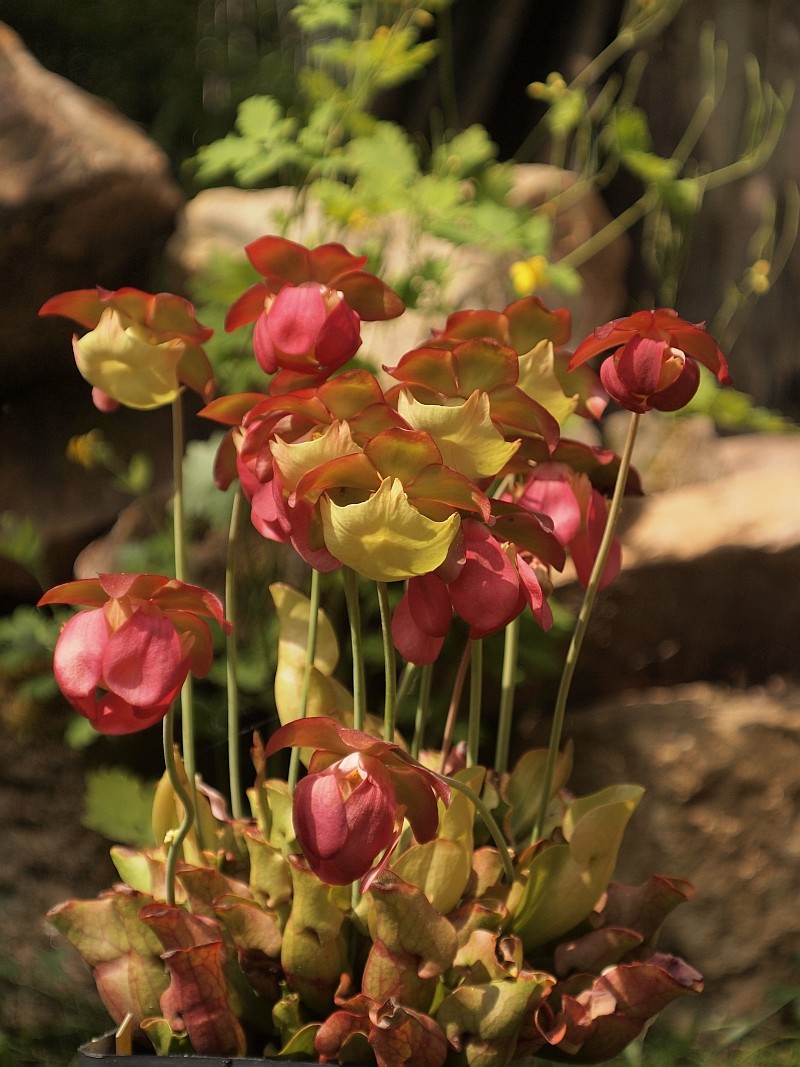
[
  {"xmin": 532, "ymin": 411, "xmax": 641, "ymax": 844},
  {"xmin": 438, "ymin": 639, "xmax": 471, "ymax": 773},
  {"xmin": 495, "ymin": 614, "xmax": 520, "ymax": 775},
  {"xmin": 162, "ymin": 704, "xmax": 195, "ymax": 907},
  {"xmin": 171, "ymin": 394, "xmax": 202, "ymax": 849},
  {"xmin": 225, "ymin": 485, "xmax": 244, "ymax": 820},
  {"xmin": 288, "ymin": 568, "xmax": 321, "ymax": 793},
  {"xmin": 342, "ymin": 567, "xmax": 366, "ymax": 732},
  {"xmin": 411, "ymin": 662, "xmax": 433, "ymax": 760},
  {"xmin": 395, "ymin": 750, "xmax": 515, "ymax": 885},
  {"xmin": 376, "ymin": 582, "xmax": 397, "ymax": 742}
]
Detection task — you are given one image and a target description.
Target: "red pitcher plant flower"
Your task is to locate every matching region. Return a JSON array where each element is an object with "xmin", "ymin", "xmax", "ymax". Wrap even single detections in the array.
[
  {"xmin": 226, "ymin": 236, "xmax": 404, "ymax": 390},
  {"xmin": 39, "ymin": 286, "xmax": 215, "ymax": 412},
  {"xmin": 570, "ymin": 308, "xmax": 731, "ymax": 413},
  {"xmin": 264, "ymin": 717, "xmax": 451, "ymax": 885},
  {"xmin": 272, "ymin": 423, "xmax": 491, "ymax": 580},
  {"xmin": 38, "ymin": 236, "xmax": 722, "ymax": 1066},
  {"xmin": 38, "ymin": 574, "xmax": 230, "ymax": 734},
  {"xmin": 429, "ymin": 296, "xmax": 608, "ymax": 423},
  {"xmin": 391, "ymin": 508, "xmax": 565, "ymax": 664},
  {"xmin": 513, "ymin": 461, "xmax": 623, "ymax": 590}
]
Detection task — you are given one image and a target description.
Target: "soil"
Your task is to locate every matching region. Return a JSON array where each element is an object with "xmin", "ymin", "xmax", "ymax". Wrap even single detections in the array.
[{"xmin": 0, "ymin": 713, "xmax": 116, "ymax": 1067}]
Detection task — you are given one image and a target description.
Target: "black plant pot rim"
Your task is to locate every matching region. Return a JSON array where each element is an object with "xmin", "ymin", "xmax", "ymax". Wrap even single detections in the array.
[{"xmin": 78, "ymin": 1032, "xmax": 302, "ymax": 1066}]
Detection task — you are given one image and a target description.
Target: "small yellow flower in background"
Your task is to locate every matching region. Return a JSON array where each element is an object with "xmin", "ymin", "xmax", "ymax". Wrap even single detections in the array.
[
  {"xmin": 746, "ymin": 258, "xmax": 771, "ymax": 294},
  {"xmin": 527, "ymin": 72, "xmax": 567, "ymax": 100},
  {"xmin": 509, "ymin": 254, "xmax": 551, "ymax": 297},
  {"xmin": 66, "ymin": 430, "xmax": 108, "ymax": 470}
]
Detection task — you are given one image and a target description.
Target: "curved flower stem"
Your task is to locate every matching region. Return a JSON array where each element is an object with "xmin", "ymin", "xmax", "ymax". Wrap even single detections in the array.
[
  {"xmin": 171, "ymin": 394, "xmax": 202, "ymax": 849},
  {"xmin": 467, "ymin": 639, "xmax": 483, "ymax": 768},
  {"xmin": 376, "ymin": 582, "xmax": 397, "ymax": 742},
  {"xmin": 225, "ymin": 485, "xmax": 244, "ymax": 820},
  {"xmin": 495, "ymin": 615, "xmax": 520, "ymax": 775},
  {"xmin": 396, "ymin": 750, "xmax": 515, "ymax": 885},
  {"xmin": 162, "ymin": 704, "xmax": 195, "ymax": 907},
  {"xmin": 342, "ymin": 567, "xmax": 366, "ymax": 732},
  {"xmin": 411, "ymin": 663, "xmax": 433, "ymax": 760},
  {"xmin": 438, "ymin": 640, "xmax": 471, "ymax": 773},
  {"xmin": 444, "ymin": 774, "xmax": 514, "ymax": 884},
  {"xmin": 395, "ymin": 662, "xmax": 418, "ymax": 710},
  {"xmin": 532, "ymin": 411, "xmax": 641, "ymax": 844},
  {"xmin": 288, "ymin": 568, "xmax": 321, "ymax": 794}
]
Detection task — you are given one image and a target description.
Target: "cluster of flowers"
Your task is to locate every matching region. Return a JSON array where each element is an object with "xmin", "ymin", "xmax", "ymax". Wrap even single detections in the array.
[{"xmin": 39, "ymin": 235, "xmax": 729, "ymax": 1066}]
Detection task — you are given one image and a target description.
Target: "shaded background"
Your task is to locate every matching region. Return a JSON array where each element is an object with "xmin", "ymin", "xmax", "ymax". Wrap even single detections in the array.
[{"xmin": 3, "ymin": 0, "xmax": 799, "ymax": 414}]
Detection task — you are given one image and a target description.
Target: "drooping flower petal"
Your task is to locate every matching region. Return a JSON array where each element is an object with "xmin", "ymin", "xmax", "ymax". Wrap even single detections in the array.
[
  {"xmin": 101, "ymin": 610, "xmax": 188, "ymax": 707},
  {"xmin": 320, "ymin": 477, "xmax": 461, "ymax": 581},
  {"xmin": 73, "ymin": 310, "xmax": 183, "ymax": 410},
  {"xmin": 53, "ymin": 609, "xmax": 108, "ymax": 701},
  {"xmin": 397, "ymin": 390, "xmax": 519, "ymax": 481},
  {"xmin": 447, "ymin": 520, "xmax": 521, "ymax": 632},
  {"xmin": 391, "ymin": 593, "xmax": 446, "ymax": 666}
]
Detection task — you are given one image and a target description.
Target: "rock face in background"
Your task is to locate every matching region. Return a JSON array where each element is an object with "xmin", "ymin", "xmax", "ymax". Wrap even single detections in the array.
[
  {"xmin": 565, "ymin": 682, "xmax": 800, "ymax": 1024},
  {"xmin": 0, "ymin": 21, "xmax": 182, "ymax": 393},
  {"xmin": 566, "ymin": 428, "xmax": 800, "ymax": 697}
]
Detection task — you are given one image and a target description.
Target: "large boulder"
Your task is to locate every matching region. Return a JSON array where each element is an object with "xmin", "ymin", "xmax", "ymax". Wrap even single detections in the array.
[
  {"xmin": 0, "ymin": 22, "xmax": 183, "ymax": 392},
  {"xmin": 562, "ymin": 427, "xmax": 800, "ymax": 698},
  {"xmin": 562, "ymin": 681, "xmax": 800, "ymax": 1024}
]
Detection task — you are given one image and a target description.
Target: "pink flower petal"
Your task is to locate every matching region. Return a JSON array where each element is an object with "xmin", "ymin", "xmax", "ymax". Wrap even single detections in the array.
[
  {"xmin": 391, "ymin": 592, "xmax": 446, "ymax": 665},
  {"xmin": 315, "ymin": 298, "xmax": 361, "ymax": 367},
  {"xmin": 448, "ymin": 520, "xmax": 520, "ymax": 630},
  {"xmin": 518, "ymin": 468, "xmax": 582, "ymax": 545},
  {"xmin": 407, "ymin": 573, "xmax": 452, "ymax": 637},
  {"xmin": 101, "ymin": 609, "xmax": 187, "ymax": 707},
  {"xmin": 267, "ymin": 285, "xmax": 327, "ymax": 359},
  {"xmin": 53, "ymin": 609, "xmax": 109, "ymax": 700}
]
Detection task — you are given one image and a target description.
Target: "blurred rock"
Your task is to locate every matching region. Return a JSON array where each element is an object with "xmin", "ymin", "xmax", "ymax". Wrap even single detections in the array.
[
  {"xmin": 563, "ymin": 430, "xmax": 800, "ymax": 696},
  {"xmin": 0, "ymin": 22, "xmax": 182, "ymax": 393},
  {"xmin": 562, "ymin": 681, "xmax": 800, "ymax": 1024}
]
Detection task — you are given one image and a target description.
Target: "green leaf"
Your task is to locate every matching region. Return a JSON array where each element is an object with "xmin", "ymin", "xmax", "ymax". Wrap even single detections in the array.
[
  {"xmin": 0, "ymin": 513, "xmax": 44, "ymax": 583},
  {"xmin": 510, "ymin": 784, "xmax": 644, "ymax": 952},
  {"xmin": 291, "ymin": 0, "xmax": 357, "ymax": 33},
  {"xmin": 83, "ymin": 768, "xmax": 157, "ymax": 847},
  {"xmin": 613, "ymin": 107, "xmax": 652, "ymax": 154},
  {"xmin": 432, "ymin": 125, "xmax": 498, "ymax": 178},
  {"xmin": 235, "ymin": 95, "xmax": 290, "ymax": 140},
  {"xmin": 183, "ymin": 434, "xmax": 234, "ymax": 526}
]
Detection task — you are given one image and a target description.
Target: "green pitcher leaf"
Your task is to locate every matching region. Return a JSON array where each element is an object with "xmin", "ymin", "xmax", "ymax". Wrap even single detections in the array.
[
  {"xmin": 214, "ymin": 895, "xmax": 283, "ymax": 959},
  {"xmin": 275, "ymin": 1021, "xmax": 321, "ymax": 1059},
  {"xmin": 361, "ymin": 938, "xmax": 438, "ymax": 1012},
  {"xmin": 366, "ymin": 872, "xmax": 458, "ymax": 979},
  {"xmin": 110, "ymin": 846, "xmax": 156, "ymax": 894},
  {"xmin": 391, "ymin": 837, "xmax": 471, "ymax": 915},
  {"xmin": 436, "ymin": 974, "xmax": 553, "ymax": 1067},
  {"xmin": 281, "ymin": 858, "xmax": 351, "ymax": 1015},
  {"xmin": 160, "ymin": 941, "xmax": 247, "ymax": 1056},
  {"xmin": 140, "ymin": 1018, "xmax": 195, "ymax": 1056},
  {"xmin": 47, "ymin": 889, "xmax": 166, "ymax": 1026},
  {"xmin": 509, "ymin": 785, "xmax": 643, "ymax": 952},
  {"xmin": 243, "ymin": 825, "xmax": 293, "ymax": 907},
  {"xmin": 504, "ymin": 744, "xmax": 573, "ymax": 847}
]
